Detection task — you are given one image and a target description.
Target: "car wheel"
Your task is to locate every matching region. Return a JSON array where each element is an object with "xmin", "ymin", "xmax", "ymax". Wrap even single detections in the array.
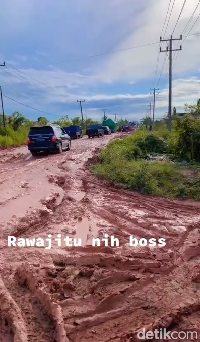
[
  {"xmin": 30, "ymin": 150, "xmax": 38, "ymax": 156},
  {"xmin": 66, "ymin": 141, "xmax": 71, "ymax": 151},
  {"xmin": 57, "ymin": 143, "xmax": 62, "ymax": 154}
]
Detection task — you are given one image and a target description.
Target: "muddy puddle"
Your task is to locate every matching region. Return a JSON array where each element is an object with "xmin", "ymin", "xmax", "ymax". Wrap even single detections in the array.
[
  {"xmin": 0, "ymin": 334, "xmax": 13, "ymax": 342},
  {"xmin": 75, "ymin": 216, "xmax": 99, "ymax": 246},
  {"xmin": 0, "ymin": 326, "xmax": 13, "ymax": 342}
]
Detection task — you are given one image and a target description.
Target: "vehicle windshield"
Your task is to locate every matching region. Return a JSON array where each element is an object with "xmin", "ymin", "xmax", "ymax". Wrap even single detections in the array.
[{"xmin": 29, "ymin": 126, "xmax": 54, "ymax": 135}]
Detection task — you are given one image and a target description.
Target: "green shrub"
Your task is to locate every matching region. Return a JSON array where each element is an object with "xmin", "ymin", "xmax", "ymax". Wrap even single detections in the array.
[
  {"xmin": 93, "ymin": 131, "xmax": 200, "ymax": 200},
  {"xmin": 0, "ymin": 126, "xmax": 28, "ymax": 147},
  {"xmin": 135, "ymin": 134, "xmax": 167, "ymax": 154}
]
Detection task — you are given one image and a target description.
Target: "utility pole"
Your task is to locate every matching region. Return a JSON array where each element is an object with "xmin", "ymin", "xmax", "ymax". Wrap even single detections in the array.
[
  {"xmin": 114, "ymin": 113, "xmax": 117, "ymax": 121},
  {"xmin": 0, "ymin": 62, "xmax": 6, "ymax": 128},
  {"xmin": 102, "ymin": 109, "xmax": 107, "ymax": 120},
  {"xmin": 148, "ymin": 103, "xmax": 152, "ymax": 131},
  {"xmin": 0, "ymin": 86, "xmax": 6, "ymax": 128},
  {"xmin": 77, "ymin": 100, "xmax": 85, "ymax": 125},
  {"xmin": 85, "ymin": 110, "xmax": 87, "ymax": 130},
  {"xmin": 160, "ymin": 35, "xmax": 182, "ymax": 132},
  {"xmin": 150, "ymin": 88, "xmax": 159, "ymax": 126},
  {"xmin": 146, "ymin": 109, "xmax": 148, "ymax": 129}
]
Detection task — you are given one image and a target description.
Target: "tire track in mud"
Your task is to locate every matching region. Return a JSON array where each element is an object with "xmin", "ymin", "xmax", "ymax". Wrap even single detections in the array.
[{"xmin": 1, "ymin": 135, "xmax": 200, "ymax": 341}]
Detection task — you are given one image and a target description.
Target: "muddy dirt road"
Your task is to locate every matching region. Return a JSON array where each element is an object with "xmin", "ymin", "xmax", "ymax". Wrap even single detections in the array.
[{"xmin": 0, "ymin": 134, "xmax": 200, "ymax": 342}]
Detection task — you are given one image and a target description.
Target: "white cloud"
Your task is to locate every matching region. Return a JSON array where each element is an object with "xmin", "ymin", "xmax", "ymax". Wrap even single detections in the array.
[
  {"xmin": 1, "ymin": 0, "xmax": 200, "ymax": 121},
  {"xmin": 95, "ymin": 0, "xmax": 200, "ymax": 83}
]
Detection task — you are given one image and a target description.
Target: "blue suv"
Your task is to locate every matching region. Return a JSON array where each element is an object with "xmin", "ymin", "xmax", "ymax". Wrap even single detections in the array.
[{"xmin": 27, "ymin": 125, "xmax": 71, "ymax": 156}]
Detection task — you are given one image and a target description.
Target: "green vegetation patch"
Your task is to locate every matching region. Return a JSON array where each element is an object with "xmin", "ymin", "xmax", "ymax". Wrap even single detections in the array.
[{"xmin": 92, "ymin": 131, "xmax": 200, "ymax": 200}]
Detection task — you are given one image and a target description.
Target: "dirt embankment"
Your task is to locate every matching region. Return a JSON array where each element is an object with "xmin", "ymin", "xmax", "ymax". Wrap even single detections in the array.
[{"xmin": 0, "ymin": 134, "xmax": 200, "ymax": 342}]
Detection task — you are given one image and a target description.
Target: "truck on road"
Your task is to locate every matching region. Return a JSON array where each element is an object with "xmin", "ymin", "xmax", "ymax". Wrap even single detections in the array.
[
  {"xmin": 86, "ymin": 124, "xmax": 104, "ymax": 138},
  {"xmin": 63, "ymin": 126, "xmax": 83, "ymax": 139}
]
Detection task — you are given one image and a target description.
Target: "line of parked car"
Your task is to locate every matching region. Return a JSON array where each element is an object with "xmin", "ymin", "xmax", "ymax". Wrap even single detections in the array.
[
  {"xmin": 86, "ymin": 124, "xmax": 111, "ymax": 138},
  {"xmin": 27, "ymin": 124, "xmax": 112, "ymax": 156}
]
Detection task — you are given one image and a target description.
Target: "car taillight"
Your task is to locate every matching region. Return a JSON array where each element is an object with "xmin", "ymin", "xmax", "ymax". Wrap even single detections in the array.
[
  {"xmin": 27, "ymin": 137, "xmax": 31, "ymax": 144},
  {"xmin": 52, "ymin": 134, "xmax": 57, "ymax": 142}
]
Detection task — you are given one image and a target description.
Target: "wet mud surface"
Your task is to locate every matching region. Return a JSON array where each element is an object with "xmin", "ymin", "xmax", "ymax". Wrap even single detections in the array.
[{"xmin": 0, "ymin": 134, "xmax": 200, "ymax": 341}]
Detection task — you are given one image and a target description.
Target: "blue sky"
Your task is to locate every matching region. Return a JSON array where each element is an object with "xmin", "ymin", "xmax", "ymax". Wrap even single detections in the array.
[{"xmin": 0, "ymin": 0, "xmax": 200, "ymax": 122}]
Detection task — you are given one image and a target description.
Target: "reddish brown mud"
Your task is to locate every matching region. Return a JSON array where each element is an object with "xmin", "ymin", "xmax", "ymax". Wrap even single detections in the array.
[{"xmin": 0, "ymin": 133, "xmax": 200, "ymax": 341}]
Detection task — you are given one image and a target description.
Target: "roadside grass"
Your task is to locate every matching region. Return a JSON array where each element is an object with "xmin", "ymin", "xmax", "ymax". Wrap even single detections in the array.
[
  {"xmin": 0, "ymin": 126, "xmax": 28, "ymax": 147},
  {"xmin": 92, "ymin": 131, "xmax": 200, "ymax": 200}
]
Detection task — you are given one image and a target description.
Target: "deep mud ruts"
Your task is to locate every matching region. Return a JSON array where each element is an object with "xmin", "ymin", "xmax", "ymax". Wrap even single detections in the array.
[{"xmin": 0, "ymin": 134, "xmax": 200, "ymax": 342}]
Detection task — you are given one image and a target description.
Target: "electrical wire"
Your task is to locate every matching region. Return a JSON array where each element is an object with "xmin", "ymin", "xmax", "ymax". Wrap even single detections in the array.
[
  {"xmin": 3, "ymin": 95, "xmax": 60, "ymax": 117},
  {"xmin": 163, "ymin": 0, "xmax": 176, "ymax": 38},
  {"xmin": 182, "ymin": 0, "xmax": 200, "ymax": 35},
  {"xmin": 1, "ymin": 30, "xmax": 199, "ymax": 108},
  {"xmin": 46, "ymin": 41, "xmax": 159, "ymax": 66},
  {"xmin": 4, "ymin": 66, "xmax": 73, "ymax": 100},
  {"xmin": 4, "ymin": 41, "xmax": 159, "ymax": 95},
  {"xmin": 0, "ymin": 74, "xmax": 58, "ymax": 115},
  {"xmin": 153, "ymin": 0, "xmax": 172, "ymax": 87},
  {"xmin": 156, "ymin": 53, "xmax": 168, "ymax": 87},
  {"xmin": 161, "ymin": 0, "xmax": 173, "ymax": 37},
  {"xmin": 173, "ymin": 3, "xmax": 200, "ymax": 69},
  {"xmin": 6, "ymin": 63, "xmax": 54, "ymax": 90},
  {"xmin": 154, "ymin": 0, "xmax": 176, "ymax": 87},
  {"xmin": 184, "ymin": 10, "xmax": 200, "ymax": 37},
  {"xmin": 172, "ymin": 0, "xmax": 187, "ymax": 34}
]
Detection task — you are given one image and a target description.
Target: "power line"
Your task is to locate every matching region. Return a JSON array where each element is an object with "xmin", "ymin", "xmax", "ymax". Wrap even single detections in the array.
[
  {"xmin": 3, "ymin": 65, "xmax": 73, "ymax": 100},
  {"xmin": 47, "ymin": 42, "xmax": 159, "ymax": 66},
  {"xmin": 3, "ymin": 94, "xmax": 60, "ymax": 117},
  {"xmin": 1, "ymin": 31, "xmax": 199, "ymax": 105},
  {"xmin": 155, "ymin": 0, "xmax": 176, "ymax": 87},
  {"xmin": 161, "ymin": 0, "xmax": 173, "ymax": 37},
  {"xmin": 153, "ymin": 0, "xmax": 172, "ymax": 86},
  {"xmin": 1, "ymin": 67, "xmax": 62, "ymax": 117},
  {"xmin": 6, "ymin": 62, "xmax": 53, "ymax": 90},
  {"xmin": 182, "ymin": 1, "xmax": 200, "ymax": 35},
  {"xmin": 1, "ymin": 77, "xmax": 62, "ymax": 118},
  {"xmin": 172, "ymin": 0, "xmax": 187, "ymax": 34},
  {"xmin": 163, "ymin": 0, "xmax": 176, "ymax": 37},
  {"xmin": 4, "ymin": 41, "xmax": 160, "ymax": 95},
  {"xmin": 156, "ymin": 52, "xmax": 168, "ymax": 87},
  {"xmin": 0, "ymin": 76, "xmax": 48, "ymax": 108},
  {"xmin": 183, "ymin": 10, "xmax": 200, "ymax": 37},
  {"xmin": 173, "ymin": 1, "xmax": 200, "ymax": 67},
  {"xmin": 173, "ymin": 5, "xmax": 200, "ymax": 68},
  {"xmin": 159, "ymin": 0, "xmax": 186, "ymax": 86}
]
